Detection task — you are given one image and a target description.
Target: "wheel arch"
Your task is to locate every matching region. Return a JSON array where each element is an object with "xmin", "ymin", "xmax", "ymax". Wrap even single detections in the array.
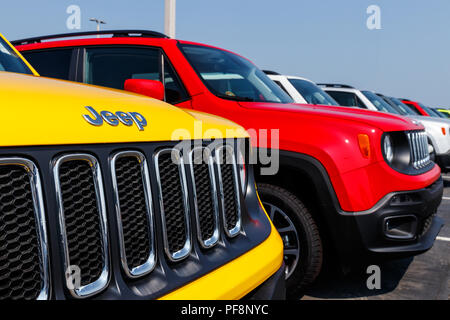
[{"xmin": 253, "ymin": 149, "xmax": 360, "ymax": 268}]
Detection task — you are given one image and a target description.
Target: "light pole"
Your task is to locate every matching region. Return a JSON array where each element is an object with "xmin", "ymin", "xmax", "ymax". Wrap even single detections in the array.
[
  {"xmin": 164, "ymin": 0, "xmax": 176, "ymax": 38},
  {"xmin": 89, "ymin": 18, "xmax": 106, "ymax": 35}
]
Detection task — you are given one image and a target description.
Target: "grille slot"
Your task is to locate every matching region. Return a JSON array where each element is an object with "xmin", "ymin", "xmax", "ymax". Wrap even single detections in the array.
[
  {"xmin": 407, "ymin": 131, "xmax": 431, "ymax": 169},
  {"xmin": 189, "ymin": 147, "xmax": 220, "ymax": 248},
  {"xmin": 0, "ymin": 158, "xmax": 49, "ymax": 300},
  {"xmin": 111, "ymin": 151, "xmax": 155, "ymax": 278},
  {"xmin": 154, "ymin": 149, "xmax": 191, "ymax": 261},
  {"xmin": 54, "ymin": 154, "xmax": 109, "ymax": 298},
  {"xmin": 216, "ymin": 145, "xmax": 242, "ymax": 237}
]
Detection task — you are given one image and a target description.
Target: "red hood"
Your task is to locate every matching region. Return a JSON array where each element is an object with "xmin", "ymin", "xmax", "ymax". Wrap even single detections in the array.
[{"xmin": 238, "ymin": 102, "xmax": 424, "ymax": 132}]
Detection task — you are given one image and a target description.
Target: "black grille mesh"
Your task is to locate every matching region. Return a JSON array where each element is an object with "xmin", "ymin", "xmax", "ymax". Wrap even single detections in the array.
[
  {"xmin": 0, "ymin": 142, "xmax": 247, "ymax": 298},
  {"xmin": 59, "ymin": 160, "xmax": 104, "ymax": 286},
  {"xmin": 115, "ymin": 156, "xmax": 151, "ymax": 270},
  {"xmin": 158, "ymin": 152, "xmax": 187, "ymax": 254},
  {"xmin": 192, "ymin": 150, "xmax": 216, "ymax": 242},
  {"xmin": 220, "ymin": 148, "xmax": 239, "ymax": 231},
  {"xmin": 0, "ymin": 165, "xmax": 43, "ymax": 300}
]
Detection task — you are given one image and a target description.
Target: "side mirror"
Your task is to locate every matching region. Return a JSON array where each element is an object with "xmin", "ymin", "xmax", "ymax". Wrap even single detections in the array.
[{"xmin": 124, "ymin": 79, "xmax": 165, "ymax": 101}]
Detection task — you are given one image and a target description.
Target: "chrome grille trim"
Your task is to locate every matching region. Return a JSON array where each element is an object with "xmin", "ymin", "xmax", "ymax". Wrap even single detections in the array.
[
  {"xmin": 53, "ymin": 154, "xmax": 110, "ymax": 298},
  {"xmin": 110, "ymin": 151, "xmax": 156, "ymax": 278},
  {"xmin": 0, "ymin": 158, "xmax": 50, "ymax": 300},
  {"xmin": 215, "ymin": 145, "xmax": 242, "ymax": 238},
  {"xmin": 189, "ymin": 147, "xmax": 220, "ymax": 249},
  {"xmin": 154, "ymin": 149, "xmax": 191, "ymax": 262},
  {"xmin": 423, "ymin": 132, "xmax": 430, "ymax": 165},
  {"xmin": 420, "ymin": 132, "xmax": 425, "ymax": 167},
  {"xmin": 407, "ymin": 131, "xmax": 430, "ymax": 169}
]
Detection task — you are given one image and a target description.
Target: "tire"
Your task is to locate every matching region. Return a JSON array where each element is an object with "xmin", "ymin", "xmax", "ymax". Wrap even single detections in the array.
[{"xmin": 257, "ymin": 183, "xmax": 323, "ymax": 296}]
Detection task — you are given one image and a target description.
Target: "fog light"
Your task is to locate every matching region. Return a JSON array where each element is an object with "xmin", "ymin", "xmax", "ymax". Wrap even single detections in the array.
[{"xmin": 383, "ymin": 215, "xmax": 417, "ymax": 240}]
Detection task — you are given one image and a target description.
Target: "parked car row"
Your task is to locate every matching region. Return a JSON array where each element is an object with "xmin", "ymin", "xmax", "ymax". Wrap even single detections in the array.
[
  {"xmin": 0, "ymin": 29, "xmax": 444, "ymax": 300},
  {"xmin": 265, "ymin": 72, "xmax": 450, "ymax": 174}
]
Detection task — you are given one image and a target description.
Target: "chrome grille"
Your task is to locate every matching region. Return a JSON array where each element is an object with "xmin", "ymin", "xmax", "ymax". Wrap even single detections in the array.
[
  {"xmin": 154, "ymin": 149, "xmax": 191, "ymax": 261},
  {"xmin": 216, "ymin": 145, "xmax": 242, "ymax": 237},
  {"xmin": 0, "ymin": 141, "xmax": 247, "ymax": 299},
  {"xmin": 111, "ymin": 151, "xmax": 155, "ymax": 278},
  {"xmin": 189, "ymin": 147, "xmax": 220, "ymax": 248},
  {"xmin": 407, "ymin": 131, "xmax": 431, "ymax": 169},
  {"xmin": 0, "ymin": 158, "xmax": 49, "ymax": 300},
  {"xmin": 53, "ymin": 154, "xmax": 109, "ymax": 298}
]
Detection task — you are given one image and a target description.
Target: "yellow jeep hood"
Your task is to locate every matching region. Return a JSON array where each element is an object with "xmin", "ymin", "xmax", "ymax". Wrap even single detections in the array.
[{"xmin": 0, "ymin": 72, "xmax": 247, "ymax": 146}]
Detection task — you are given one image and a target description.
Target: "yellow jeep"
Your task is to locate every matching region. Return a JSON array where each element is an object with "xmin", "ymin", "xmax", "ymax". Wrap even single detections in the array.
[{"xmin": 0, "ymin": 33, "xmax": 284, "ymax": 300}]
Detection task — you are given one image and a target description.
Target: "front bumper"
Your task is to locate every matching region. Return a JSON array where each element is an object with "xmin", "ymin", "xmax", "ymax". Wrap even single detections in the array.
[
  {"xmin": 244, "ymin": 263, "xmax": 286, "ymax": 300},
  {"xmin": 337, "ymin": 177, "xmax": 444, "ymax": 264},
  {"xmin": 160, "ymin": 226, "xmax": 284, "ymax": 300},
  {"xmin": 436, "ymin": 151, "xmax": 450, "ymax": 172}
]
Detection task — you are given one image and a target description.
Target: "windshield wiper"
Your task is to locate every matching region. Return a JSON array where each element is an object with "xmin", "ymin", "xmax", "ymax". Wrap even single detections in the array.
[{"xmin": 216, "ymin": 94, "xmax": 254, "ymax": 102}]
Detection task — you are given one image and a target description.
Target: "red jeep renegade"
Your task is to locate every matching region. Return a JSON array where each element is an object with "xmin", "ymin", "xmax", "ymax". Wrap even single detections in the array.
[{"xmin": 15, "ymin": 30, "xmax": 444, "ymax": 296}]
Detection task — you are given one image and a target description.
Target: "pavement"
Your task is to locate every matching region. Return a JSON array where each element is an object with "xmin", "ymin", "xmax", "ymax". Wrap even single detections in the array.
[{"xmin": 300, "ymin": 176, "xmax": 450, "ymax": 300}]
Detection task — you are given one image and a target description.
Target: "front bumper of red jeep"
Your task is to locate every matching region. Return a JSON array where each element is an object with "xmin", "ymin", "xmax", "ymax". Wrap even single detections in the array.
[
  {"xmin": 334, "ymin": 160, "xmax": 442, "ymax": 213},
  {"xmin": 335, "ymin": 177, "xmax": 444, "ymax": 264}
]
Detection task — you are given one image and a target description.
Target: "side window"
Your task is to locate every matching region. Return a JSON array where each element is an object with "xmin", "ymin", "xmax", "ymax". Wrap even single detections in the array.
[
  {"xmin": 327, "ymin": 91, "xmax": 363, "ymax": 108},
  {"xmin": 84, "ymin": 47, "xmax": 161, "ymax": 90},
  {"xmin": 83, "ymin": 47, "xmax": 189, "ymax": 104},
  {"xmin": 22, "ymin": 49, "xmax": 72, "ymax": 80},
  {"xmin": 355, "ymin": 96, "xmax": 367, "ymax": 108},
  {"xmin": 163, "ymin": 57, "xmax": 189, "ymax": 104}
]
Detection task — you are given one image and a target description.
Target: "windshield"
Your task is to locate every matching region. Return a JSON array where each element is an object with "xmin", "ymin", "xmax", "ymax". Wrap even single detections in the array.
[
  {"xmin": 387, "ymin": 96, "xmax": 419, "ymax": 115},
  {"xmin": 361, "ymin": 91, "xmax": 399, "ymax": 114},
  {"xmin": 419, "ymin": 103, "xmax": 445, "ymax": 118},
  {"xmin": 0, "ymin": 37, "xmax": 32, "ymax": 75},
  {"xmin": 179, "ymin": 44, "xmax": 293, "ymax": 103},
  {"xmin": 288, "ymin": 78, "xmax": 338, "ymax": 105},
  {"xmin": 380, "ymin": 97, "xmax": 407, "ymax": 115},
  {"xmin": 429, "ymin": 108, "xmax": 446, "ymax": 118},
  {"xmin": 437, "ymin": 110, "xmax": 450, "ymax": 118}
]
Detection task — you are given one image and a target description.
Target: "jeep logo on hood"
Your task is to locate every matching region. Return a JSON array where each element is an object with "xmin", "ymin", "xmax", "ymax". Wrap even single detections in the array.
[{"xmin": 83, "ymin": 106, "xmax": 147, "ymax": 131}]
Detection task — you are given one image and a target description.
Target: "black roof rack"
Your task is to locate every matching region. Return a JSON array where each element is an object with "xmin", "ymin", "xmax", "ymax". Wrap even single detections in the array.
[
  {"xmin": 11, "ymin": 30, "xmax": 168, "ymax": 45},
  {"xmin": 317, "ymin": 83, "xmax": 354, "ymax": 89},
  {"xmin": 263, "ymin": 70, "xmax": 280, "ymax": 75}
]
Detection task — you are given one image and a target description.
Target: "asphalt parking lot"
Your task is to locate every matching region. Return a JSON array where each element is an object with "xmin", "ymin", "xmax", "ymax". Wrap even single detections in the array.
[{"xmin": 300, "ymin": 176, "xmax": 450, "ymax": 300}]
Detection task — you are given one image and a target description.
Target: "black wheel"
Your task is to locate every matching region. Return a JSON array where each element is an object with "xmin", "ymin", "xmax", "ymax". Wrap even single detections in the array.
[{"xmin": 258, "ymin": 183, "xmax": 323, "ymax": 295}]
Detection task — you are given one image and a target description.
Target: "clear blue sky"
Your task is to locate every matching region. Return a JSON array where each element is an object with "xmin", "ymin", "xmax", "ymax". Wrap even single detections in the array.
[{"xmin": 2, "ymin": 0, "xmax": 449, "ymax": 106}]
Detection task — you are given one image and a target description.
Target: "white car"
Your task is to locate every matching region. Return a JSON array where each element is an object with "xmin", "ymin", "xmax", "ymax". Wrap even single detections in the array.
[
  {"xmin": 265, "ymin": 72, "xmax": 338, "ymax": 105},
  {"xmin": 319, "ymin": 84, "xmax": 450, "ymax": 172}
]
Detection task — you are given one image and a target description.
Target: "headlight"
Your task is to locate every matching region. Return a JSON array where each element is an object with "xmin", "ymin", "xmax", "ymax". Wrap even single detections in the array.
[
  {"xmin": 381, "ymin": 131, "xmax": 430, "ymax": 174},
  {"xmin": 383, "ymin": 135, "xmax": 394, "ymax": 163}
]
